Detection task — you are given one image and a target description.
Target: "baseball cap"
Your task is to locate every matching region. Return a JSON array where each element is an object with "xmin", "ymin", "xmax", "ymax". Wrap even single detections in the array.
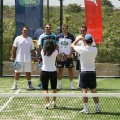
[{"xmin": 84, "ymin": 34, "xmax": 93, "ymax": 42}]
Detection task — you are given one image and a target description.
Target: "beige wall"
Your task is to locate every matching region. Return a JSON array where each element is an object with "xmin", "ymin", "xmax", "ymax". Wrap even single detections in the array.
[{"xmin": 3, "ymin": 62, "xmax": 120, "ymax": 77}]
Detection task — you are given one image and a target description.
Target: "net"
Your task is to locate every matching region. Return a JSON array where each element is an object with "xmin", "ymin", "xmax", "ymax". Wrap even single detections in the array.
[{"xmin": 0, "ymin": 93, "xmax": 120, "ymax": 120}]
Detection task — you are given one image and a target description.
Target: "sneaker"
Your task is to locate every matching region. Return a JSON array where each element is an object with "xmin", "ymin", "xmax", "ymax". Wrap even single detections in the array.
[
  {"xmin": 96, "ymin": 108, "xmax": 101, "ymax": 113},
  {"xmin": 45, "ymin": 103, "xmax": 50, "ymax": 109},
  {"xmin": 70, "ymin": 84, "xmax": 74, "ymax": 90},
  {"xmin": 37, "ymin": 83, "xmax": 42, "ymax": 89},
  {"xmin": 12, "ymin": 84, "xmax": 18, "ymax": 90},
  {"xmin": 29, "ymin": 85, "xmax": 35, "ymax": 90},
  {"xmin": 80, "ymin": 109, "xmax": 89, "ymax": 114},
  {"xmin": 52, "ymin": 101, "xmax": 57, "ymax": 107},
  {"xmin": 57, "ymin": 84, "xmax": 62, "ymax": 90}
]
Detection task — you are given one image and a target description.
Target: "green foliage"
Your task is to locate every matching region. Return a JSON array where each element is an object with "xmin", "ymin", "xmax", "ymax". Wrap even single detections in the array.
[
  {"xmin": 102, "ymin": 0, "xmax": 114, "ymax": 7},
  {"xmin": 3, "ymin": 6, "xmax": 15, "ymax": 61},
  {"xmin": 102, "ymin": 6, "xmax": 113, "ymax": 15},
  {"xmin": 64, "ymin": 3, "xmax": 82, "ymax": 13},
  {"xmin": 96, "ymin": 7, "xmax": 120, "ymax": 63}
]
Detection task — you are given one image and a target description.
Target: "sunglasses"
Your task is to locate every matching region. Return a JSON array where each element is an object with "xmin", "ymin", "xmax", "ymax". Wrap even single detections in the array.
[
  {"xmin": 81, "ymin": 30, "xmax": 86, "ymax": 32},
  {"xmin": 46, "ymin": 27, "xmax": 51, "ymax": 29},
  {"xmin": 62, "ymin": 28, "xmax": 68, "ymax": 30},
  {"xmin": 23, "ymin": 30, "xmax": 27, "ymax": 31}
]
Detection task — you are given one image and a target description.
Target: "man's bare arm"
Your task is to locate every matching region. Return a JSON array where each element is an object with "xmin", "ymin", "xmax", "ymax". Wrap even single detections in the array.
[{"xmin": 10, "ymin": 46, "xmax": 17, "ymax": 62}]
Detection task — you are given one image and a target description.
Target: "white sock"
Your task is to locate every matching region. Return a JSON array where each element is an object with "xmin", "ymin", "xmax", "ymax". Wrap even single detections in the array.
[
  {"xmin": 14, "ymin": 80, "xmax": 18, "ymax": 85},
  {"xmin": 84, "ymin": 103, "xmax": 88, "ymax": 110},
  {"xmin": 58, "ymin": 80, "xmax": 62, "ymax": 85},
  {"xmin": 70, "ymin": 80, "xmax": 73, "ymax": 85},
  {"xmin": 95, "ymin": 103, "xmax": 100, "ymax": 109}
]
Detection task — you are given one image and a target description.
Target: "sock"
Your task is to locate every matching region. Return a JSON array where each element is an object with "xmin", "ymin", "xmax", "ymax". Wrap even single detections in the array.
[
  {"xmin": 70, "ymin": 80, "xmax": 73, "ymax": 85},
  {"xmin": 95, "ymin": 103, "xmax": 100, "ymax": 109},
  {"xmin": 58, "ymin": 80, "xmax": 62, "ymax": 85},
  {"xmin": 14, "ymin": 80, "xmax": 18, "ymax": 85},
  {"xmin": 84, "ymin": 103, "xmax": 88, "ymax": 110},
  {"xmin": 28, "ymin": 80, "xmax": 31, "ymax": 86}
]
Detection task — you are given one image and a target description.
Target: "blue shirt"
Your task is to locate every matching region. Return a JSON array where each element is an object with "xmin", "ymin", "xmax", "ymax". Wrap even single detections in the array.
[
  {"xmin": 38, "ymin": 33, "xmax": 56, "ymax": 49},
  {"xmin": 34, "ymin": 28, "xmax": 44, "ymax": 40}
]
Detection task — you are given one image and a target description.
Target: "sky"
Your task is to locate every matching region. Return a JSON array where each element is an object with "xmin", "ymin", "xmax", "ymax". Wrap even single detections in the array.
[{"xmin": 3, "ymin": 0, "xmax": 120, "ymax": 8}]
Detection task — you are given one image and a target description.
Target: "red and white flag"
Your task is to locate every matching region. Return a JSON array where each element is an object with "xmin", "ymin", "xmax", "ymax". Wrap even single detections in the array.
[{"xmin": 84, "ymin": 0, "xmax": 102, "ymax": 44}]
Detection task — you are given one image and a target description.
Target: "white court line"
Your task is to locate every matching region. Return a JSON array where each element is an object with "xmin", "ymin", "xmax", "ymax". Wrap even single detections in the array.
[{"xmin": 0, "ymin": 89, "xmax": 20, "ymax": 112}]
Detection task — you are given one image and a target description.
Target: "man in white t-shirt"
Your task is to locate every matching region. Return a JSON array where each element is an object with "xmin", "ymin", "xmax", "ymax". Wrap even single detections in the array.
[
  {"xmin": 10, "ymin": 26, "xmax": 35, "ymax": 90},
  {"xmin": 56, "ymin": 24, "xmax": 75, "ymax": 90},
  {"xmin": 75, "ymin": 26, "xmax": 96, "ymax": 89},
  {"xmin": 71, "ymin": 34, "xmax": 101, "ymax": 114}
]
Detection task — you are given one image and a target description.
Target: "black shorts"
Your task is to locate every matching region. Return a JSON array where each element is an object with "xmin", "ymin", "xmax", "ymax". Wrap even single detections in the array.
[
  {"xmin": 76, "ymin": 60, "xmax": 81, "ymax": 71},
  {"xmin": 80, "ymin": 71, "xmax": 97, "ymax": 89},
  {"xmin": 40, "ymin": 71, "xmax": 57, "ymax": 90},
  {"xmin": 57, "ymin": 58, "xmax": 74, "ymax": 68}
]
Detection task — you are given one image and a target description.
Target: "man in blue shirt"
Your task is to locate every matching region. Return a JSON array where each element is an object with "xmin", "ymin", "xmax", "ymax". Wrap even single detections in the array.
[{"xmin": 37, "ymin": 23, "xmax": 57, "ymax": 89}]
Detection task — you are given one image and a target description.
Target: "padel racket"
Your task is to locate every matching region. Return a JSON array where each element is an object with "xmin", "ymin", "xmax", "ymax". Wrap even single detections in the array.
[
  {"xmin": 59, "ymin": 53, "xmax": 67, "ymax": 62},
  {"xmin": 13, "ymin": 61, "xmax": 21, "ymax": 70}
]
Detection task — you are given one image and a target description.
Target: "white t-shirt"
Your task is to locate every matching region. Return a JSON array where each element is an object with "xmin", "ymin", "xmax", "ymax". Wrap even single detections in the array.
[
  {"xmin": 56, "ymin": 33, "xmax": 74, "ymax": 55},
  {"xmin": 76, "ymin": 38, "xmax": 96, "ymax": 60},
  {"xmin": 76, "ymin": 40, "xmax": 84, "ymax": 60},
  {"xmin": 74, "ymin": 45, "xmax": 97, "ymax": 71},
  {"xmin": 13, "ymin": 35, "xmax": 34, "ymax": 63},
  {"xmin": 41, "ymin": 49, "xmax": 58, "ymax": 71},
  {"xmin": 58, "ymin": 37, "xmax": 73, "ymax": 55}
]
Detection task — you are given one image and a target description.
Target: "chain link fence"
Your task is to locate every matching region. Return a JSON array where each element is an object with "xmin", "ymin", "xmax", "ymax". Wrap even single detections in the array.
[
  {"xmin": 0, "ymin": 93, "xmax": 120, "ymax": 120},
  {"xmin": 1, "ymin": 0, "xmax": 120, "ymax": 77}
]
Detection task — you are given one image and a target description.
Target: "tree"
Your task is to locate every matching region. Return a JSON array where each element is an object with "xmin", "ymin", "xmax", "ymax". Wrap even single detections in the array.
[
  {"xmin": 102, "ymin": 0, "xmax": 114, "ymax": 7},
  {"xmin": 64, "ymin": 4, "xmax": 82, "ymax": 13}
]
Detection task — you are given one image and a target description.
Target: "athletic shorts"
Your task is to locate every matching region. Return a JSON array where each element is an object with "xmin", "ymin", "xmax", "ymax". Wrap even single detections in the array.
[
  {"xmin": 57, "ymin": 58, "xmax": 74, "ymax": 68},
  {"xmin": 40, "ymin": 71, "xmax": 57, "ymax": 90},
  {"xmin": 76, "ymin": 60, "xmax": 81, "ymax": 71},
  {"xmin": 80, "ymin": 71, "xmax": 97, "ymax": 89},
  {"xmin": 15, "ymin": 62, "xmax": 31, "ymax": 73}
]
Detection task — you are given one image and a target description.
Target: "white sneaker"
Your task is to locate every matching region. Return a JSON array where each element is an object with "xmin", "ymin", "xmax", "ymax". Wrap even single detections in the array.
[
  {"xmin": 45, "ymin": 103, "xmax": 50, "ymax": 109},
  {"xmin": 57, "ymin": 84, "xmax": 62, "ymax": 90},
  {"xmin": 70, "ymin": 84, "xmax": 74, "ymax": 90},
  {"xmin": 29, "ymin": 85, "xmax": 35, "ymax": 90},
  {"xmin": 52, "ymin": 101, "xmax": 57, "ymax": 107},
  {"xmin": 80, "ymin": 109, "xmax": 89, "ymax": 114},
  {"xmin": 12, "ymin": 84, "xmax": 18, "ymax": 90},
  {"xmin": 96, "ymin": 108, "xmax": 101, "ymax": 113}
]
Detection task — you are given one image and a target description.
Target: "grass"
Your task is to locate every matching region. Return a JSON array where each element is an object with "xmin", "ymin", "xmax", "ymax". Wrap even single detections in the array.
[{"xmin": 0, "ymin": 77, "xmax": 120, "ymax": 120}]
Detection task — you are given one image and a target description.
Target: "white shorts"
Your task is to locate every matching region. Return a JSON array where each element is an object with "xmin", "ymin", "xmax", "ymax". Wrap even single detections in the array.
[{"xmin": 15, "ymin": 62, "xmax": 32, "ymax": 73}]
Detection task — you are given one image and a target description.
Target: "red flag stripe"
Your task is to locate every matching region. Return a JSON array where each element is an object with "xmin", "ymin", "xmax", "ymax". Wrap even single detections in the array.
[{"xmin": 84, "ymin": 0, "xmax": 102, "ymax": 44}]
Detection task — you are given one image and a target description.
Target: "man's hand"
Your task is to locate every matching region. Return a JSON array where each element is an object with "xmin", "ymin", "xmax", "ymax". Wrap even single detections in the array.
[{"xmin": 10, "ymin": 57, "xmax": 14, "ymax": 62}]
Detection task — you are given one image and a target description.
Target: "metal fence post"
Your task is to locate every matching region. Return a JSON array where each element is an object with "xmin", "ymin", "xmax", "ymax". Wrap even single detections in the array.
[{"xmin": 0, "ymin": 0, "xmax": 3, "ymax": 76}]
